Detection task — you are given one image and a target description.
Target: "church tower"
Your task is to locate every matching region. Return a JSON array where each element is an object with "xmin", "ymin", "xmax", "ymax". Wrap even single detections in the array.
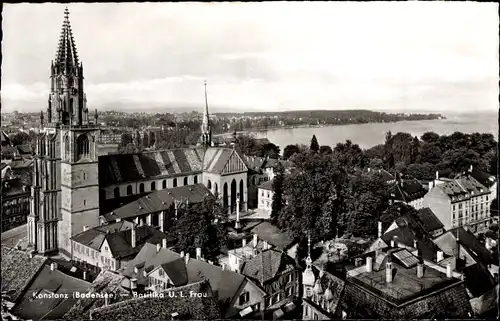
[
  {"xmin": 200, "ymin": 81, "xmax": 212, "ymax": 147},
  {"xmin": 28, "ymin": 8, "xmax": 100, "ymax": 256}
]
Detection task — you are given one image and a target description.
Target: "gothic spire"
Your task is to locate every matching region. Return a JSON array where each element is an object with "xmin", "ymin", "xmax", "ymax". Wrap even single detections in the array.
[
  {"xmin": 200, "ymin": 80, "xmax": 212, "ymax": 146},
  {"xmin": 54, "ymin": 7, "xmax": 79, "ymax": 74}
]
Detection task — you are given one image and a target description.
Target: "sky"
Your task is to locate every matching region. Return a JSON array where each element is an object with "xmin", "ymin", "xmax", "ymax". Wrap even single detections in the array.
[{"xmin": 1, "ymin": 2, "xmax": 499, "ymax": 114}]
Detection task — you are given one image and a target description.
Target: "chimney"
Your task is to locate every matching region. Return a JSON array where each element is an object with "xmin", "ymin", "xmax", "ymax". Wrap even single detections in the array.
[
  {"xmin": 180, "ymin": 251, "xmax": 185, "ymax": 258},
  {"xmin": 185, "ymin": 253, "xmax": 190, "ymax": 265},
  {"xmin": 116, "ymin": 218, "xmax": 122, "ymax": 223},
  {"xmin": 469, "ymin": 164, "xmax": 473, "ymax": 172},
  {"xmin": 446, "ymin": 263, "xmax": 452, "ymax": 278},
  {"xmin": 83, "ymin": 270, "xmax": 87, "ymax": 281},
  {"xmin": 435, "ymin": 170, "xmax": 439, "ymax": 180},
  {"xmin": 366, "ymin": 256, "xmax": 373, "ymax": 273},
  {"xmin": 386, "ymin": 260, "xmax": 393, "ymax": 283},
  {"xmin": 196, "ymin": 247, "xmax": 202, "ymax": 260},
  {"xmin": 83, "ymin": 225, "xmax": 89, "ymax": 232},
  {"xmin": 162, "ymin": 238, "xmax": 167, "ymax": 248},
  {"xmin": 131, "ymin": 278, "xmax": 137, "ymax": 290},
  {"xmin": 263, "ymin": 240, "xmax": 268, "ymax": 250},
  {"xmin": 134, "ymin": 266, "xmax": 139, "ymax": 274},
  {"xmin": 253, "ymin": 234, "xmax": 258, "ymax": 248},
  {"xmin": 417, "ymin": 260, "xmax": 424, "ymax": 278},
  {"xmin": 378, "ymin": 221, "xmax": 383, "ymax": 238},
  {"xmin": 131, "ymin": 227, "xmax": 137, "ymax": 248},
  {"xmin": 157, "ymin": 243, "xmax": 161, "ymax": 253},
  {"xmin": 242, "ymin": 238, "xmax": 247, "ymax": 248},
  {"xmin": 437, "ymin": 251, "xmax": 444, "ymax": 262},
  {"xmin": 50, "ymin": 262, "xmax": 57, "ymax": 271},
  {"xmin": 390, "ymin": 239, "xmax": 395, "ymax": 248}
]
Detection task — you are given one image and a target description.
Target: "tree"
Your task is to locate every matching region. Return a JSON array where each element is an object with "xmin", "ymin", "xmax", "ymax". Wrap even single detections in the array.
[
  {"xmin": 364, "ymin": 144, "xmax": 385, "ymax": 160},
  {"xmin": 439, "ymin": 147, "xmax": 480, "ymax": 177},
  {"xmin": 310, "ymin": 135, "xmax": 319, "ymax": 152},
  {"xmin": 170, "ymin": 196, "xmax": 227, "ymax": 262},
  {"xmin": 421, "ymin": 131, "xmax": 440, "ymax": 144},
  {"xmin": 142, "ymin": 133, "xmax": 150, "ymax": 148},
  {"xmin": 333, "ymin": 140, "xmax": 364, "ymax": 172},
  {"xmin": 491, "ymin": 198, "xmax": 498, "ymax": 217},
  {"xmin": 419, "ymin": 143, "xmax": 442, "ymax": 165},
  {"xmin": 390, "ymin": 132, "xmax": 414, "ymax": 165},
  {"xmin": 283, "ymin": 144, "xmax": 301, "ymax": 160},
  {"xmin": 271, "ymin": 163, "xmax": 285, "ymax": 225},
  {"xmin": 395, "ymin": 161, "xmax": 406, "ymax": 174},
  {"xmin": 319, "ymin": 145, "xmax": 333, "ymax": 155},
  {"xmin": 406, "ymin": 162, "xmax": 435, "ymax": 181},
  {"xmin": 259, "ymin": 143, "xmax": 280, "ymax": 159},
  {"xmin": 236, "ymin": 134, "xmax": 260, "ymax": 156},
  {"xmin": 117, "ymin": 143, "xmax": 143, "ymax": 154},
  {"xmin": 368, "ymin": 158, "xmax": 384, "ymax": 170},
  {"xmin": 9, "ymin": 132, "xmax": 30, "ymax": 146}
]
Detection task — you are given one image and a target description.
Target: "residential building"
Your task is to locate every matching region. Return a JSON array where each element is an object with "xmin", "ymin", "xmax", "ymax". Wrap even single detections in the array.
[
  {"xmin": 416, "ymin": 207, "xmax": 445, "ymax": 237},
  {"xmin": 468, "ymin": 165, "xmax": 497, "ymax": 209},
  {"xmin": 1, "ymin": 174, "xmax": 31, "ymax": 232},
  {"xmin": 249, "ymin": 221, "xmax": 298, "ymax": 259},
  {"xmin": 258, "ymin": 180, "xmax": 274, "ymax": 212},
  {"xmin": 122, "ymin": 243, "xmax": 266, "ymax": 318},
  {"xmin": 89, "ymin": 280, "xmax": 221, "ymax": 321},
  {"xmin": 241, "ymin": 249, "xmax": 301, "ymax": 316},
  {"xmin": 388, "ymin": 176, "xmax": 427, "ymax": 210},
  {"xmin": 423, "ymin": 173, "xmax": 491, "ymax": 233},
  {"xmin": 70, "ymin": 220, "xmax": 174, "ymax": 273}
]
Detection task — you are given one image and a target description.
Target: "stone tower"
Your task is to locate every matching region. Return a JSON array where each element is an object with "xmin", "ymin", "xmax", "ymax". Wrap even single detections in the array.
[
  {"xmin": 28, "ymin": 8, "xmax": 100, "ymax": 256},
  {"xmin": 200, "ymin": 81, "xmax": 212, "ymax": 147}
]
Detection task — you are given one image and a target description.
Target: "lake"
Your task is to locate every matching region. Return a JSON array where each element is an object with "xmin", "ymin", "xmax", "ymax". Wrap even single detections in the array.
[{"xmin": 253, "ymin": 112, "xmax": 498, "ymax": 150}]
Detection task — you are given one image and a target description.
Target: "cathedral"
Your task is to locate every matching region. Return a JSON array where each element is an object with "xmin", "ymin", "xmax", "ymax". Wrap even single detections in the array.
[{"xmin": 28, "ymin": 8, "xmax": 250, "ymax": 256}]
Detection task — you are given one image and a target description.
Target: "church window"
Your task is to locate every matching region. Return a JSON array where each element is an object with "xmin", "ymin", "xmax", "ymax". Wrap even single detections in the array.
[
  {"xmin": 139, "ymin": 183, "xmax": 145, "ymax": 193},
  {"xmin": 173, "ymin": 178, "xmax": 177, "ymax": 188},
  {"xmin": 184, "ymin": 177, "xmax": 188, "ymax": 186},
  {"xmin": 214, "ymin": 183, "xmax": 218, "ymax": 194},
  {"xmin": 76, "ymin": 134, "xmax": 89, "ymax": 160},
  {"xmin": 194, "ymin": 175, "xmax": 198, "ymax": 184},
  {"xmin": 83, "ymin": 200, "xmax": 86, "ymax": 206},
  {"xmin": 162, "ymin": 180, "xmax": 167, "ymax": 189},
  {"xmin": 207, "ymin": 180, "xmax": 212, "ymax": 190},
  {"xmin": 151, "ymin": 181, "xmax": 156, "ymax": 191},
  {"xmin": 114, "ymin": 187, "xmax": 120, "ymax": 198},
  {"xmin": 127, "ymin": 185, "xmax": 133, "ymax": 195},
  {"xmin": 65, "ymin": 135, "xmax": 70, "ymax": 159},
  {"xmin": 83, "ymin": 172, "xmax": 86, "ymax": 180}
]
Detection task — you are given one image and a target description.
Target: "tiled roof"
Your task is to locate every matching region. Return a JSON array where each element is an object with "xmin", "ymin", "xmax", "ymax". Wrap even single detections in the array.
[
  {"xmin": 2, "ymin": 177, "xmax": 30, "ymax": 197},
  {"xmin": 242, "ymin": 249, "xmax": 295, "ymax": 284},
  {"xmin": 11, "ymin": 265, "xmax": 91, "ymax": 321},
  {"xmin": 104, "ymin": 184, "xmax": 213, "ymax": 221},
  {"xmin": 1, "ymin": 246, "xmax": 47, "ymax": 303},
  {"xmin": 470, "ymin": 284, "xmax": 499, "ymax": 316},
  {"xmin": 258, "ymin": 179, "xmax": 274, "ymax": 191},
  {"xmin": 366, "ymin": 168, "xmax": 395, "ymax": 182},
  {"xmin": 389, "ymin": 179, "xmax": 427, "ymax": 203},
  {"xmin": 63, "ymin": 270, "xmax": 130, "ymax": 320},
  {"xmin": 123, "ymin": 244, "xmax": 247, "ymax": 310},
  {"xmin": 98, "ymin": 147, "xmax": 247, "ymax": 187},
  {"xmin": 250, "ymin": 221, "xmax": 296, "ymax": 250},
  {"xmin": 469, "ymin": 168, "xmax": 496, "ymax": 188},
  {"xmin": 306, "ymin": 265, "xmax": 346, "ymax": 316},
  {"xmin": 382, "ymin": 215, "xmax": 442, "ymax": 261},
  {"xmin": 1, "ymin": 130, "xmax": 11, "ymax": 145},
  {"xmin": 416, "ymin": 208, "xmax": 444, "ymax": 233},
  {"xmin": 72, "ymin": 223, "xmax": 173, "ymax": 260},
  {"xmin": 15, "ymin": 144, "xmax": 32, "ymax": 155},
  {"xmin": 9, "ymin": 158, "xmax": 33, "ymax": 169},
  {"xmin": 89, "ymin": 280, "xmax": 221, "ymax": 321},
  {"xmin": 438, "ymin": 175, "xmax": 489, "ymax": 198},
  {"xmin": 160, "ymin": 258, "xmax": 188, "ymax": 286}
]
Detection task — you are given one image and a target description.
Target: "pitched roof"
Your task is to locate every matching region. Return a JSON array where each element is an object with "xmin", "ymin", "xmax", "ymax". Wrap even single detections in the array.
[
  {"xmin": 462, "ymin": 263, "xmax": 497, "ymax": 298},
  {"xmin": 242, "ymin": 249, "xmax": 295, "ymax": 284},
  {"xmin": 89, "ymin": 280, "xmax": 221, "ymax": 321},
  {"xmin": 445, "ymin": 227, "xmax": 494, "ymax": 265},
  {"xmin": 389, "ymin": 179, "xmax": 427, "ymax": 203},
  {"xmin": 63, "ymin": 270, "xmax": 130, "ymax": 320},
  {"xmin": 124, "ymin": 244, "xmax": 247, "ymax": 309},
  {"xmin": 306, "ymin": 265, "xmax": 346, "ymax": 316},
  {"xmin": 1, "ymin": 130, "xmax": 11, "ymax": 146},
  {"xmin": 417, "ymin": 208, "xmax": 444, "ymax": 233},
  {"xmin": 250, "ymin": 221, "xmax": 296, "ymax": 250},
  {"xmin": 470, "ymin": 284, "xmax": 499, "ymax": 316},
  {"xmin": 11, "ymin": 265, "xmax": 91, "ymax": 321},
  {"xmin": 258, "ymin": 179, "xmax": 274, "ymax": 191},
  {"xmin": 160, "ymin": 258, "xmax": 188, "ymax": 286},
  {"xmin": 104, "ymin": 184, "xmax": 213, "ymax": 221},
  {"xmin": 1, "ymin": 247, "xmax": 48, "ymax": 303},
  {"xmin": 438, "ymin": 175, "xmax": 490, "ymax": 198},
  {"xmin": 72, "ymin": 223, "xmax": 173, "ymax": 260},
  {"xmin": 15, "ymin": 144, "xmax": 32, "ymax": 155},
  {"xmin": 469, "ymin": 167, "xmax": 496, "ymax": 188},
  {"xmin": 2, "ymin": 177, "xmax": 30, "ymax": 197}
]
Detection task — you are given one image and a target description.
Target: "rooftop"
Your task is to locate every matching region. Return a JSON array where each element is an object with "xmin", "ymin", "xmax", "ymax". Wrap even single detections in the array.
[
  {"xmin": 416, "ymin": 208, "xmax": 444, "ymax": 233},
  {"xmin": 347, "ymin": 249, "xmax": 462, "ymax": 305},
  {"xmin": 89, "ymin": 280, "xmax": 221, "ymax": 321},
  {"xmin": 104, "ymin": 183, "xmax": 213, "ymax": 221},
  {"xmin": 1, "ymin": 246, "xmax": 48, "ymax": 303},
  {"xmin": 388, "ymin": 179, "xmax": 427, "ymax": 203},
  {"xmin": 469, "ymin": 167, "xmax": 496, "ymax": 188},
  {"xmin": 249, "ymin": 221, "xmax": 296, "ymax": 251},
  {"xmin": 242, "ymin": 249, "xmax": 297, "ymax": 284},
  {"xmin": 258, "ymin": 179, "xmax": 274, "ymax": 191},
  {"xmin": 437, "ymin": 175, "xmax": 489, "ymax": 199}
]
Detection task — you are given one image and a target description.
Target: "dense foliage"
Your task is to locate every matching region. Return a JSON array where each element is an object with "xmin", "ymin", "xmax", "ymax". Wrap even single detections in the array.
[{"xmin": 168, "ymin": 197, "xmax": 228, "ymax": 263}]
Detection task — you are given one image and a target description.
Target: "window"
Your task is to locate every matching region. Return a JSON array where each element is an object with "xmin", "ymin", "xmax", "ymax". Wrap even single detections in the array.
[
  {"xmin": 114, "ymin": 187, "xmax": 120, "ymax": 198},
  {"xmin": 267, "ymin": 192, "xmax": 270, "ymax": 198},
  {"xmin": 83, "ymin": 172, "xmax": 87, "ymax": 180},
  {"xmin": 486, "ymin": 195, "xmax": 489, "ymax": 201},
  {"xmin": 453, "ymin": 204, "xmax": 456, "ymax": 211},
  {"xmin": 207, "ymin": 180, "xmax": 212, "ymax": 190},
  {"xmin": 287, "ymin": 273, "xmax": 293, "ymax": 283},
  {"xmin": 194, "ymin": 176, "xmax": 198, "ymax": 184},
  {"xmin": 162, "ymin": 180, "xmax": 167, "ymax": 189},
  {"xmin": 304, "ymin": 305, "xmax": 309, "ymax": 316},
  {"xmin": 239, "ymin": 292, "xmax": 250, "ymax": 305},
  {"xmin": 83, "ymin": 200, "xmax": 86, "ymax": 206},
  {"xmin": 139, "ymin": 183, "xmax": 145, "ymax": 193},
  {"xmin": 286, "ymin": 287, "xmax": 292, "ymax": 297},
  {"xmin": 314, "ymin": 312, "xmax": 319, "ymax": 320},
  {"xmin": 159, "ymin": 269, "xmax": 164, "ymax": 277},
  {"xmin": 184, "ymin": 177, "xmax": 188, "ymax": 186},
  {"xmin": 76, "ymin": 134, "xmax": 90, "ymax": 160},
  {"xmin": 173, "ymin": 178, "xmax": 177, "ymax": 187},
  {"xmin": 127, "ymin": 185, "xmax": 133, "ymax": 195},
  {"xmin": 261, "ymin": 191, "xmax": 264, "ymax": 197},
  {"xmin": 151, "ymin": 181, "xmax": 156, "ymax": 191}
]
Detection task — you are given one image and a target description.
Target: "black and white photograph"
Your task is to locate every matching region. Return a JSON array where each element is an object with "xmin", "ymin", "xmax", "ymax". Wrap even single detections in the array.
[{"xmin": 1, "ymin": 1, "xmax": 498, "ymax": 320}]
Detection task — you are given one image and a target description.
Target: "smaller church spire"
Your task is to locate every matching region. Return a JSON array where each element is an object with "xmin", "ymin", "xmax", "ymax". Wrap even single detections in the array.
[
  {"xmin": 200, "ymin": 80, "xmax": 212, "ymax": 147},
  {"xmin": 306, "ymin": 234, "xmax": 312, "ymax": 268}
]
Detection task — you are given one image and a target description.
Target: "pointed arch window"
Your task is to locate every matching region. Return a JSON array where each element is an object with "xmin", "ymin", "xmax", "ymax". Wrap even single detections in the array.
[
  {"xmin": 151, "ymin": 181, "xmax": 156, "ymax": 191},
  {"xmin": 207, "ymin": 180, "xmax": 212, "ymax": 190},
  {"xmin": 139, "ymin": 183, "xmax": 145, "ymax": 193},
  {"xmin": 76, "ymin": 134, "xmax": 89, "ymax": 160},
  {"xmin": 65, "ymin": 135, "xmax": 70, "ymax": 159},
  {"xmin": 127, "ymin": 185, "xmax": 133, "ymax": 195}
]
